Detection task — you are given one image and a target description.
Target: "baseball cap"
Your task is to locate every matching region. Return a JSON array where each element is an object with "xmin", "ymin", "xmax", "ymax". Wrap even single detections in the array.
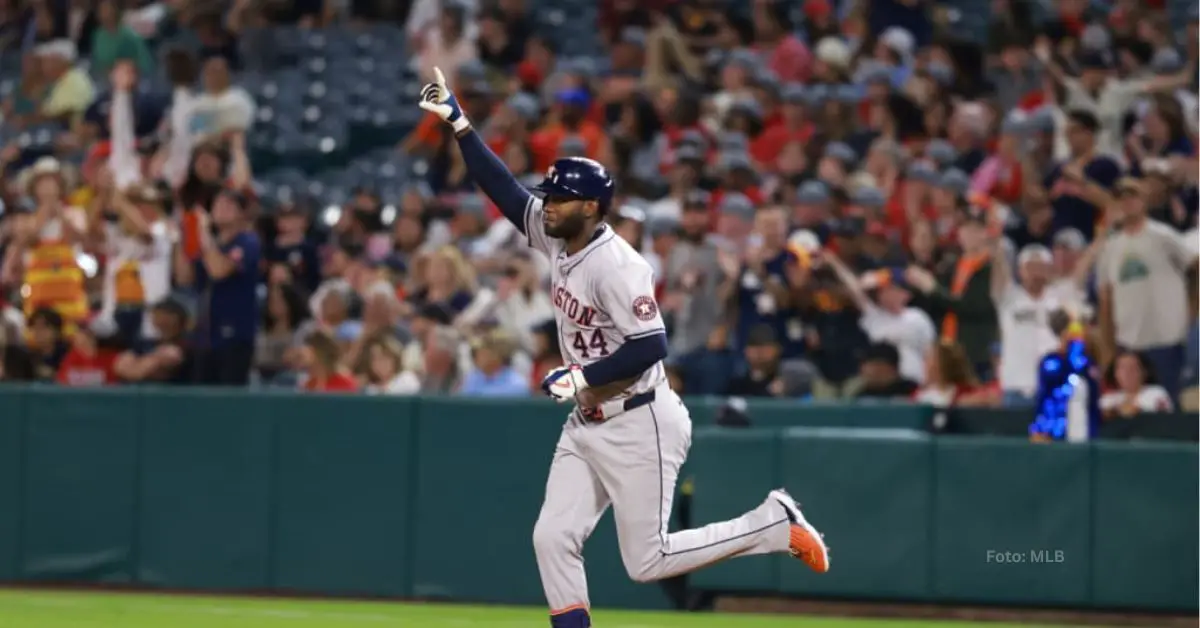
[
  {"xmin": 715, "ymin": 131, "xmax": 749, "ymax": 152},
  {"xmin": 729, "ymin": 98, "xmax": 764, "ymax": 120},
  {"xmin": 717, "ymin": 151, "xmax": 754, "ymax": 172},
  {"xmin": 718, "ymin": 192, "xmax": 755, "ymax": 220},
  {"xmin": 674, "ymin": 143, "xmax": 705, "ymax": 163},
  {"xmin": 823, "ymin": 141, "xmax": 858, "ymax": 166},
  {"xmin": 555, "ymin": 87, "xmax": 591, "ymax": 107},
  {"xmin": 936, "ymin": 169, "xmax": 970, "ymax": 195},
  {"xmin": 647, "ymin": 215, "xmax": 680, "ymax": 238},
  {"xmin": 781, "ymin": 82, "xmax": 806, "ymax": 104},
  {"xmin": 796, "ymin": 180, "xmax": 831, "ymax": 204},
  {"xmin": 906, "ymin": 161, "xmax": 939, "ymax": 184},
  {"xmin": 1053, "ymin": 228, "xmax": 1086, "ymax": 251},
  {"xmin": 850, "ymin": 186, "xmax": 886, "ymax": 210},
  {"xmin": 616, "ymin": 204, "xmax": 647, "ymax": 223},
  {"xmin": 683, "ymin": 189, "xmax": 712, "ymax": 209},
  {"xmin": 1017, "ymin": 244, "xmax": 1053, "ymax": 265},
  {"xmin": 925, "ymin": 139, "xmax": 957, "ymax": 168},
  {"xmin": 746, "ymin": 324, "xmax": 779, "ymax": 347}
]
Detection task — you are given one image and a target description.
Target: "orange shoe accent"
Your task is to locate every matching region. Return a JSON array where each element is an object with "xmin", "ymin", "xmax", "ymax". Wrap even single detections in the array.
[
  {"xmin": 550, "ymin": 604, "xmax": 589, "ymax": 616},
  {"xmin": 789, "ymin": 523, "xmax": 829, "ymax": 573}
]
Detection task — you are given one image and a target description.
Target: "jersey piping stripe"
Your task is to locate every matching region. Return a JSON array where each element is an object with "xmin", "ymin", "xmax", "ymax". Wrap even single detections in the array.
[
  {"xmin": 559, "ymin": 229, "xmax": 615, "ymax": 275},
  {"xmin": 649, "ymin": 403, "xmax": 789, "ymax": 557},
  {"xmin": 625, "ymin": 328, "xmax": 666, "ymax": 341},
  {"xmin": 523, "ymin": 195, "xmax": 536, "ymax": 247}
]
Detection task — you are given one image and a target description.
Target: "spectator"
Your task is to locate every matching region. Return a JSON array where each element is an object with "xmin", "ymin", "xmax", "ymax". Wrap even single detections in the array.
[
  {"xmin": 411, "ymin": 245, "xmax": 476, "ymax": 317},
  {"xmin": 2, "ymin": 53, "xmax": 48, "ymax": 131},
  {"xmin": 851, "ymin": 341, "xmax": 918, "ymax": 399},
  {"xmin": 89, "ymin": 0, "xmax": 152, "ymax": 77},
  {"xmin": 417, "ymin": 1, "xmax": 478, "ymax": 85},
  {"xmin": 1100, "ymin": 350, "xmax": 1174, "ymax": 418},
  {"xmin": 300, "ymin": 331, "xmax": 359, "ymax": 393},
  {"xmin": 476, "ymin": 7, "xmax": 523, "ymax": 71},
  {"xmin": 158, "ymin": 48, "xmax": 201, "ymax": 187},
  {"xmin": 1098, "ymin": 177, "xmax": 1197, "ymax": 401},
  {"xmin": 1044, "ymin": 109, "xmax": 1120, "ymax": 240},
  {"xmin": 460, "ymin": 329, "xmax": 527, "ymax": 396},
  {"xmin": 728, "ymin": 205, "xmax": 804, "ymax": 358},
  {"xmin": 752, "ymin": 0, "xmax": 810, "ymax": 83},
  {"xmin": 0, "ymin": 321, "xmax": 35, "ymax": 381},
  {"xmin": 913, "ymin": 339, "xmax": 989, "ymax": 408},
  {"xmin": 174, "ymin": 189, "xmax": 260, "ymax": 385},
  {"xmin": 490, "ymin": 253, "xmax": 552, "ymax": 355},
  {"xmin": 662, "ymin": 193, "xmax": 723, "ymax": 358},
  {"xmin": 25, "ymin": 307, "xmax": 68, "ymax": 381},
  {"xmin": 610, "ymin": 205, "xmax": 646, "ymax": 250},
  {"xmin": 189, "ymin": 56, "xmax": 255, "ymax": 141},
  {"xmin": 991, "ymin": 243, "xmax": 1062, "ymax": 405},
  {"xmin": 265, "ymin": 204, "xmax": 321, "ymax": 294},
  {"xmin": 1037, "ymin": 35, "xmax": 1194, "ymax": 157},
  {"xmin": 528, "ymin": 319, "xmax": 563, "ymax": 392},
  {"xmin": 4, "ymin": 158, "xmax": 89, "ymax": 330},
  {"xmin": 421, "ymin": 324, "xmax": 462, "ymax": 394},
  {"xmin": 361, "ymin": 336, "xmax": 420, "ymax": 395},
  {"xmin": 55, "ymin": 322, "xmax": 118, "ymax": 386},
  {"xmin": 302, "ymin": 285, "xmax": 362, "ymax": 348},
  {"xmin": 828, "ymin": 254, "xmax": 936, "ymax": 385},
  {"xmin": 726, "ymin": 324, "xmax": 785, "ymax": 397},
  {"xmin": 112, "ymin": 299, "xmax": 193, "ymax": 385},
  {"xmin": 906, "ymin": 204, "xmax": 998, "ymax": 379},
  {"xmin": 94, "ymin": 184, "xmax": 173, "ymax": 344},
  {"xmin": 36, "ymin": 40, "xmax": 95, "ymax": 128},
  {"xmin": 254, "ymin": 282, "xmax": 309, "ymax": 385}
]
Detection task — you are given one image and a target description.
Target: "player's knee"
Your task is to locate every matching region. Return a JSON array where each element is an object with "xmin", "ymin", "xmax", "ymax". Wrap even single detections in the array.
[
  {"xmin": 533, "ymin": 518, "xmax": 574, "ymax": 558},
  {"xmin": 624, "ymin": 557, "xmax": 662, "ymax": 584}
]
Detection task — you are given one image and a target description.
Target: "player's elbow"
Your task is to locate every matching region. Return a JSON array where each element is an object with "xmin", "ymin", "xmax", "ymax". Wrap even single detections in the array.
[{"xmin": 643, "ymin": 332, "xmax": 668, "ymax": 364}]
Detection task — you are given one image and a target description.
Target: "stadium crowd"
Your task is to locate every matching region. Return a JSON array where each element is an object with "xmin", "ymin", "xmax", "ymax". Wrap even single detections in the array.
[{"xmin": 0, "ymin": 0, "xmax": 1196, "ymax": 420}]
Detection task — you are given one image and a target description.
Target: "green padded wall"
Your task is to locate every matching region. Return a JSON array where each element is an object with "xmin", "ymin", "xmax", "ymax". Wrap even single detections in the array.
[
  {"xmin": 271, "ymin": 395, "xmax": 416, "ymax": 597},
  {"xmin": 138, "ymin": 390, "xmax": 274, "ymax": 589},
  {"xmin": 21, "ymin": 388, "xmax": 139, "ymax": 582},
  {"xmin": 932, "ymin": 437, "xmax": 1092, "ymax": 606},
  {"xmin": 778, "ymin": 428, "xmax": 934, "ymax": 599},
  {"xmin": 1090, "ymin": 441, "xmax": 1198, "ymax": 611}
]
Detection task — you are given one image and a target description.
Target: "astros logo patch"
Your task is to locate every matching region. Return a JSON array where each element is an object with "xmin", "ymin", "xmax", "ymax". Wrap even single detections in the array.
[{"xmin": 632, "ymin": 296, "xmax": 657, "ymax": 321}]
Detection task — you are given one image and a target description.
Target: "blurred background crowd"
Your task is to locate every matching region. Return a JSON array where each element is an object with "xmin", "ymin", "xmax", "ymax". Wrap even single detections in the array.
[{"xmin": 0, "ymin": 0, "xmax": 1196, "ymax": 421}]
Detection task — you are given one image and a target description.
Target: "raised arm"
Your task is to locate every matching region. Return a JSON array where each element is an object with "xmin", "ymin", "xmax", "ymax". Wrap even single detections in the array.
[
  {"xmin": 418, "ymin": 67, "xmax": 533, "ymax": 233},
  {"xmin": 824, "ymin": 252, "xmax": 871, "ymax": 312}
]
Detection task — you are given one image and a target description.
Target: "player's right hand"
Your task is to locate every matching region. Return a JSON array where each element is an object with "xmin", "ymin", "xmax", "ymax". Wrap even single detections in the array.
[{"xmin": 418, "ymin": 67, "xmax": 470, "ymax": 133}]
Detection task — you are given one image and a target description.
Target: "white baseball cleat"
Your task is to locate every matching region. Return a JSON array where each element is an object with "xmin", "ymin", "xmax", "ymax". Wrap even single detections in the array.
[{"xmin": 769, "ymin": 488, "xmax": 830, "ymax": 573}]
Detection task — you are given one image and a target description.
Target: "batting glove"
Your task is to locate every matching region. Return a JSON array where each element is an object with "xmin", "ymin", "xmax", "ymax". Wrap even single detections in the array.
[
  {"xmin": 541, "ymin": 364, "xmax": 590, "ymax": 403},
  {"xmin": 417, "ymin": 66, "xmax": 471, "ymax": 134}
]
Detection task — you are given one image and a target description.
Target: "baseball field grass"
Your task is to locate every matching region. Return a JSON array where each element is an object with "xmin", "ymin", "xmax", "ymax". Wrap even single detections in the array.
[{"xmin": 0, "ymin": 589, "xmax": 1075, "ymax": 628}]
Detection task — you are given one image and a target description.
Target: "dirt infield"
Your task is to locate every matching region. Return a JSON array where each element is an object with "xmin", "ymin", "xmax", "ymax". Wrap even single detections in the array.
[{"xmin": 717, "ymin": 596, "xmax": 1199, "ymax": 627}]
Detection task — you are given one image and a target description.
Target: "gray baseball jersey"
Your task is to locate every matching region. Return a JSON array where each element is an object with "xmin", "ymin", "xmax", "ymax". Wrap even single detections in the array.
[
  {"xmin": 524, "ymin": 196, "xmax": 667, "ymax": 398},
  {"xmin": 521, "ymin": 195, "xmax": 805, "ymax": 618}
]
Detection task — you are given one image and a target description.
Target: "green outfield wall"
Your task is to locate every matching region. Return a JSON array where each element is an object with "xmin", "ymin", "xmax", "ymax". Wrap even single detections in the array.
[{"xmin": 0, "ymin": 386, "xmax": 1193, "ymax": 612}]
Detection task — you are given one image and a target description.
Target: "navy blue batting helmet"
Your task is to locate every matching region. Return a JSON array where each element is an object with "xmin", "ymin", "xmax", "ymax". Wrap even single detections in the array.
[{"xmin": 532, "ymin": 157, "xmax": 615, "ymax": 212}]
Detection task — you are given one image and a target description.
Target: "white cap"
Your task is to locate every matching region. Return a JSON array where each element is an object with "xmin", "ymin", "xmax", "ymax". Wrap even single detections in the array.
[
  {"xmin": 880, "ymin": 27, "xmax": 915, "ymax": 60},
  {"xmin": 35, "ymin": 39, "xmax": 77, "ymax": 62},
  {"xmin": 815, "ymin": 37, "xmax": 851, "ymax": 69},
  {"xmin": 1018, "ymin": 244, "xmax": 1053, "ymax": 265}
]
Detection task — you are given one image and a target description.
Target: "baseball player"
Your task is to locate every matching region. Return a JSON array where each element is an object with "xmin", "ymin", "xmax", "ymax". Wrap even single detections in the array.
[{"xmin": 419, "ymin": 68, "xmax": 829, "ymax": 628}]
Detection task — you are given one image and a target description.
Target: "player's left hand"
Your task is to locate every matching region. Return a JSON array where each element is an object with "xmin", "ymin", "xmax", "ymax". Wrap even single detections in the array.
[
  {"xmin": 418, "ymin": 66, "xmax": 471, "ymax": 133},
  {"xmin": 541, "ymin": 364, "xmax": 590, "ymax": 403}
]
